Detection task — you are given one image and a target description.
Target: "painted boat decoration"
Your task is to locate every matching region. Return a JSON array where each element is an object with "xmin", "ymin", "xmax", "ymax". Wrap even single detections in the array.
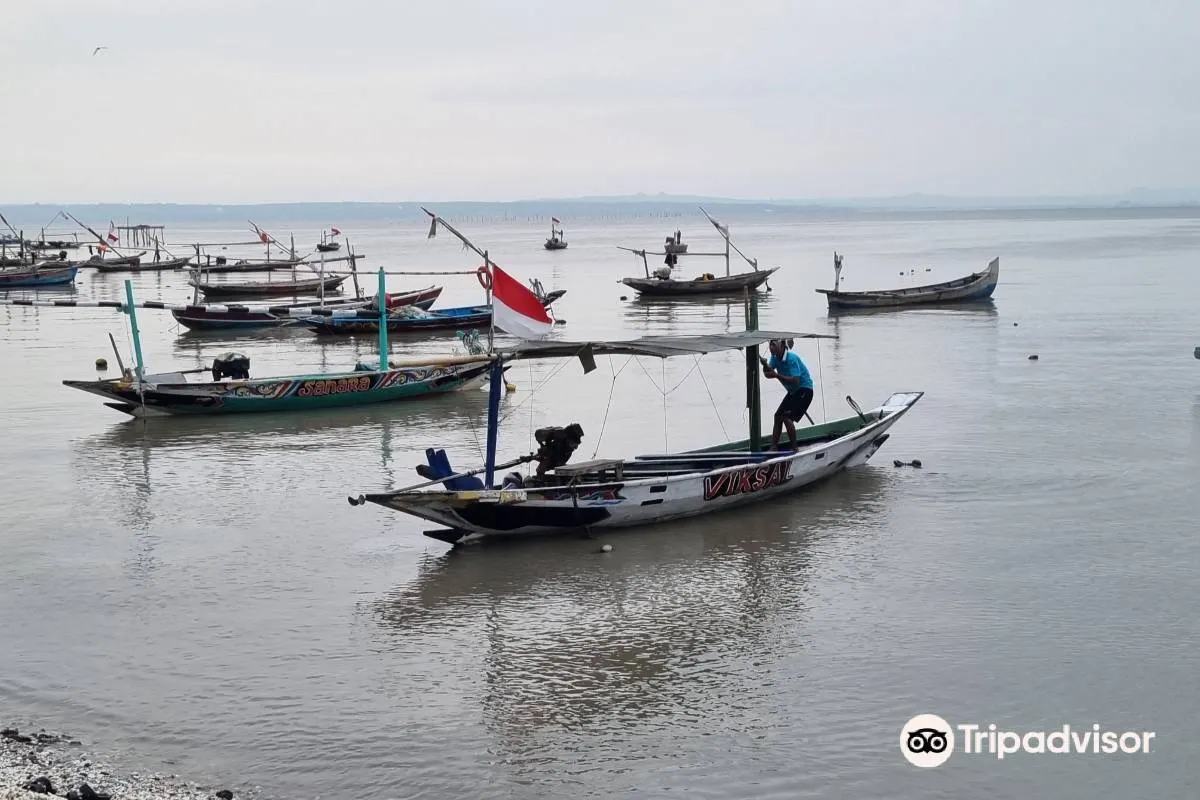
[
  {"xmin": 188, "ymin": 274, "xmax": 348, "ymax": 300},
  {"xmin": 816, "ymin": 253, "xmax": 1000, "ymax": 310},
  {"xmin": 0, "ymin": 264, "xmax": 78, "ymax": 288},
  {"xmin": 61, "ymin": 271, "xmax": 494, "ymax": 418},
  {"xmin": 620, "ymin": 207, "xmax": 775, "ymax": 297},
  {"xmin": 170, "ymin": 285, "xmax": 443, "ymax": 331},
  {"xmin": 349, "ymin": 332, "xmax": 922, "ymax": 545}
]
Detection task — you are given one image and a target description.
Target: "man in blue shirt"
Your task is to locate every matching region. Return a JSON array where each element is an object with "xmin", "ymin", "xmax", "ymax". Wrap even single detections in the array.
[{"xmin": 761, "ymin": 338, "xmax": 814, "ymax": 451}]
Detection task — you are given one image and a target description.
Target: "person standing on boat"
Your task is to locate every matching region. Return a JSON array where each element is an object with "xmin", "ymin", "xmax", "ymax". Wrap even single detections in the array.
[{"xmin": 762, "ymin": 339, "xmax": 814, "ymax": 451}]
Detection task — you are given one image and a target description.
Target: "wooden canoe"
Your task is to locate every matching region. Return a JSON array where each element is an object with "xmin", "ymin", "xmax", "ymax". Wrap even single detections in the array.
[
  {"xmin": 817, "ymin": 258, "xmax": 999, "ymax": 310},
  {"xmin": 189, "ymin": 274, "xmax": 348, "ymax": 300}
]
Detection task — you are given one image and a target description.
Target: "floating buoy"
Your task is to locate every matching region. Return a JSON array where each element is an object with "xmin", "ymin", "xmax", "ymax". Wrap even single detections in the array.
[
  {"xmin": 95, "ymin": 357, "xmax": 107, "ymax": 370},
  {"xmin": 505, "ymin": 382, "xmax": 516, "ymax": 393},
  {"xmin": 1028, "ymin": 354, "xmax": 1039, "ymax": 360},
  {"xmin": 1013, "ymin": 322, "xmax": 1018, "ymax": 326},
  {"xmin": 600, "ymin": 543, "xmax": 613, "ymax": 553},
  {"xmin": 620, "ymin": 295, "xmax": 628, "ymax": 301}
]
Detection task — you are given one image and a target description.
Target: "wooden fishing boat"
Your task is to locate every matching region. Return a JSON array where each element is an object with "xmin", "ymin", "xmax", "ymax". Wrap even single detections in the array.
[
  {"xmin": 663, "ymin": 230, "xmax": 688, "ymax": 254},
  {"xmin": 816, "ymin": 254, "xmax": 1000, "ymax": 310},
  {"xmin": 91, "ymin": 256, "xmax": 191, "ymax": 273},
  {"xmin": 544, "ymin": 218, "xmax": 567, "ymax": 250},
  {"xmin": 316, "ymin": 229, "xmax": 341, "ymax": 252},
  {"xmin": 298, "ymin": 304, "xmax": 494, "ymax": 335},
  {"xmin": 620, "ymin": 208, "xmax": 775, "ymax": 297},
  {"xmin": 0, "ymin": 264, "xmax": 78, "ymax": 288},
  {"xmin": 61, "ymin": 272, "xmax": 494, "ymax": 418},
  {"xmin": 348, "ymin": 332, "xmax": 923, "ymax": 545},
  {"xmin": 170, "ymin": 285, "xmax": 443, "ymax": 331},
  {"xmin": 84, "ymin": 252, "xmax": 145, "ymax": 268},
  {"xmin": 189, "ymin": 274, "xmax": 348, "ymax": 300}
]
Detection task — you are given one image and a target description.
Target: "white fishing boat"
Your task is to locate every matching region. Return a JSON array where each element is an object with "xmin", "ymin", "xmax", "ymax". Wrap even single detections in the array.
[{"xmin": 350, "ymin": 332, "xmax": 922, "ymax": 544}]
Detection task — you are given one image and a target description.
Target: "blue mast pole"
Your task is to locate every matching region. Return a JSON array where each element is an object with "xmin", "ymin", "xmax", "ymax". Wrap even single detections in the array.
[
  {"xmin": 483, "ymin": 356, "xmax": 503, "ymax": 488},
  {"xmin": 123, "ymin": 279, "xmax": 145, "ymax": 381},
  {"xmin": 376, "ymin": 267, "xmax": 389, "ymax": 370}
]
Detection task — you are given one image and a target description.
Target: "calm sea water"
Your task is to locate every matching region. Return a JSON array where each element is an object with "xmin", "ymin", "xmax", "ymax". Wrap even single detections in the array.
[{"xmin": 2, "ymin": 210, "xmax": 1199, "ymax": 799}]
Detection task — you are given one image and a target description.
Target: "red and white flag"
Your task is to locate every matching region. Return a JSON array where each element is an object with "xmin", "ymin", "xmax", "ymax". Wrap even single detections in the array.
[
  {"xmin": 330, "ymin": 227, "xmax": 341, "ymax": 236},
  {"xmin": 551, "ymin": 217, "xmax": 560, "ymax": 224},
  {"xmin": 490, "ymin": 264, "xmax": 553, "ymax": 339},
  {"xmin": 107, "ymin": 222, "xmax": 118, "ymax": 243}
]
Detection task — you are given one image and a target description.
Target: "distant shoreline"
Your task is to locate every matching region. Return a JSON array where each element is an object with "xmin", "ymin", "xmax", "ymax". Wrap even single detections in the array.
[{"xmin": 2, "ymin": 199, "xmax": 1199, "ymax": 227}]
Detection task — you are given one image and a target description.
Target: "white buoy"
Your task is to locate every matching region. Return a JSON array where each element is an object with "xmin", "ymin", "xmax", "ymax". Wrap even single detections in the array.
[{"xmin": 601, "ymin": 544, "xmax": 613, "ymax": 553}]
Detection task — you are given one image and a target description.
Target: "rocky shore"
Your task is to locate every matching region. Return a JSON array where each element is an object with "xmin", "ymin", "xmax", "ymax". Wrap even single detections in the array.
[{"xmin": 2, "ymin": 726, "xmax": 249, "ymax": 800}]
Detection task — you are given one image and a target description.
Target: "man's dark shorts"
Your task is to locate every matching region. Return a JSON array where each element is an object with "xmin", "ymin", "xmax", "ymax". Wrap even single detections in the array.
[{"xmin": 775, "ymin": 387, "xmax": 814, "ymax": 421}]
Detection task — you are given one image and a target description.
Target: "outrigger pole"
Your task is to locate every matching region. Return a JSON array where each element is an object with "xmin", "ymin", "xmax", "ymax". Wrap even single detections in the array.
[{"xmin": 422, "ymin": 206, "xmax": 505, "ymax": 487}]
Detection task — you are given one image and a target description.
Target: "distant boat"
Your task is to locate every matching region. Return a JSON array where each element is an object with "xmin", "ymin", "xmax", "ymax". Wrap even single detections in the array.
[
  {"xmin": 317, "ymin": 228, "xmax": 341, "ymax": 252},
  {"xmin": 544, "ymin": 218, "xmax": 567, "ymax": 250},
  {"xmin": 299, "ymin": 304, "xmax": 495, "ymax": 335},
  {"xmin": 663, "ymin": 230, "xmax": 688, "ymax": 254},
  {"xmin": 619, "ymin": 207, "xmax": 775, "ymax": 297},
  {"xmin": 816, "ymin": 254, "xmax": 1000, "ymax": 310}
]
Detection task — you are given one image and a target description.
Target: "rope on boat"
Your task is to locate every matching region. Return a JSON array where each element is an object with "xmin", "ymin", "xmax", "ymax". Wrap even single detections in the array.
[
  {"xmin": 816, "ymin": 339, "xmax": 827, "ymax": 423},
  {"xmin": 693, "ymin": 356, "xmax": 731, "ymax": 443},
  {"xmin": 590, "ymin": 355, "xmax": 635, "ymax": 459}
]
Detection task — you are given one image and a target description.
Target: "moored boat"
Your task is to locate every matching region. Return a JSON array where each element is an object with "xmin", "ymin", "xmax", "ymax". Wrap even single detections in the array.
[
  {"xmin": 62, "ymin": 272, "xmax": 495, "ymax": 418},
  {"xmin": 298, "ymin": 304, "xmax": 494, "ymax": 335},
  {"xmin": 0, "ymin": 264, "xmax": 78, "ymax": 288},
  {"xmin": 544, "ymin": 218, "xmax": 568, "ymax": 250},
  {"xmin": 816, "ymin": 253, "xmax": 1000, "ymax": 310},
  {"xmin": 170, "ymin": 285, "xmax": 443, "ymax": 331},
  {"xmin": 189, "ymin": 274, "xmax": 348, "ymax": 300},
  {"xmin": 620, "ymin": 207, "xmax": 776, "ymax": 297}
]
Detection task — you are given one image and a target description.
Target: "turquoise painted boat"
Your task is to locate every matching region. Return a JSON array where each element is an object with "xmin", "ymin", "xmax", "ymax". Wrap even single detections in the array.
[
  {"xmin": 62, "ymin": 270, "xmax": 495, "ymax": 418},
  {"xmin": 63, "ymin": 359, "xmax": 494, "ymax": 417}
]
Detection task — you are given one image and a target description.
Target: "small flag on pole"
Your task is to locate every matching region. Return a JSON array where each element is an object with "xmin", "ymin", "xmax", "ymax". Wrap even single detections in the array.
[
  {"xmin": 490, "ymin": 264, "xmax": 553, "ymax": 339},
  {"xmin": 107, "ymin": 223, "xmax": 119, "ymax": 243},
  {"xmin": 551, "ymin": 217, "xmax": 560, "ymax": 224},
  {"xmin": 330, "ymin": 227, "xmax": 341, "ymax": 236}
]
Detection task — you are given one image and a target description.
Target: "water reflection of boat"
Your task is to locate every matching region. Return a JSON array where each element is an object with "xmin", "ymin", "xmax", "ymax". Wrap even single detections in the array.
[
  {"xmin": 824, "ymin": 301, "xmax": 999, "ymax": 319},
  {"xmin": 367, "ymin": 468, "xmax": 891, "ymax": 731}
]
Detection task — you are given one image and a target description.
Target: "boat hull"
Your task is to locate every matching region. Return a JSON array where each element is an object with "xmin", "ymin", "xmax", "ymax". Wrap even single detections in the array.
[
  {"xmin": 818, "ymin": 258, "xmax": 999, "ymax": 309},
  {"xmin": 63, "ymin": 360, "xmax": 494, "ymax": 417},
  {"xmin": 190, "ymin": 275, "xmax": 348, "ymax": 300},
  {"xmin": 92, "ymin": 257, "xmax": 191, "ymax": 272},
  {"xmin": 622, "ymin": 268, "xmax": 776, "ymax": 296},
  {"xmin": 170, "ymin": 286, "xmax": 443, "ymax": 331},
  {"xmin": 0, "ymin": 265, "xmax": 79, "ymax": 287},
  {"xmin": 299, "ymin": 305, "xmax": 493, "ymax": 335},
  {"xmin": 364, "ymin": 392, "xmax": 922, "ymax": 542}
]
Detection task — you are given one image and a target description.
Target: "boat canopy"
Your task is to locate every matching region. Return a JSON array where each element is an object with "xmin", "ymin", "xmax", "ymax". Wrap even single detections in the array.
[{"xmin": 499, "ymin": 330, "xmax": 835, "ymax": 370}]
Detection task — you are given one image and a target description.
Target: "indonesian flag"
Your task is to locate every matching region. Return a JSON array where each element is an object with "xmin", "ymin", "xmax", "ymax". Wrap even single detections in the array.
[
  {"xmin": 551, "ymin": 217, "xmax": 560, "ymax": 224},
  {"xmin": 490, "ymin": 264, "xmax": 553, "ymax": 339},
  {"xmin": 97, "ymin": 242, "xmax": 109, "ymax": 253},
  {"xmin": 330, "ymin": 227, "xmax": 341, "ymax": 236},
  {"xmin": 107, "ymin": 223, "xmax": 118, "ymax": 243},
  {"xmin": 259, "ymin": 229, "xmax": 271, "ymax": 244}
]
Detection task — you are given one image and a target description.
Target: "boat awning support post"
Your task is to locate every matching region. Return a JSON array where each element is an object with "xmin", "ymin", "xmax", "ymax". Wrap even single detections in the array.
[
  {"xmin": 484, "ymin": 357, "xmax": 504, "ymax": 488},
  {"xmin": 123, "ymin": 279, "xmax": 146, "ymax": 383},
  {"xmin": 376, "ymin": 267, "xmax": 389, "ymax": 368},
  {"xmin": 745, "ymin": 289, "xmax": 762, "ymax": 451}
]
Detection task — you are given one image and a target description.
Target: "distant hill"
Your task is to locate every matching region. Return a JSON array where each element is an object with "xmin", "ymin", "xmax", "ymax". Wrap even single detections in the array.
[{"xmin": 2, "ymin": 191, "xmax": 1199, "ymax": 228}]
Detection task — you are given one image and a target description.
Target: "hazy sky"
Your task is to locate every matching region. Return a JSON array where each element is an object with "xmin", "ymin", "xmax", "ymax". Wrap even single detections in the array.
[{"xmin": 3, "ymin": 0, "xmax": 1198, "ymax": 203}]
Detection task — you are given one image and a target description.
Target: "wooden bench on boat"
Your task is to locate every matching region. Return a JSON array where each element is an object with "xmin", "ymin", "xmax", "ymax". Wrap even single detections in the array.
[{"xmin": 553, "ymin": 458, "xmax": 625, "ymax": 482}]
